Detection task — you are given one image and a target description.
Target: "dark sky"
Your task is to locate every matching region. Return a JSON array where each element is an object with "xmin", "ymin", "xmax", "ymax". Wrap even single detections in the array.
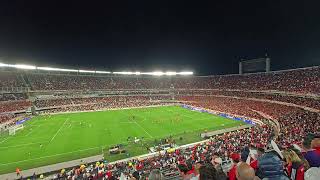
[{"xmin": 0, "ymin": 1, "xmax": 320, "ymax": 75}]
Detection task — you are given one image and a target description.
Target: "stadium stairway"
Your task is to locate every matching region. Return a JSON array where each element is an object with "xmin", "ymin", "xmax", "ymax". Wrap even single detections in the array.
[
  {"xmin": 20, "ymin": 73, "xmax": 33, "ymax": 90},
  {"xmin": 162, "ymin": 167, "xmax": 181, "ymax": 179}
]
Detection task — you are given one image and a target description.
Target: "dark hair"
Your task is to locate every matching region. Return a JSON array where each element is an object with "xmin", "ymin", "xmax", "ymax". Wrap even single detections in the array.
[
  {"xmin": 178, "ymin": 164, "xmax": 189, "ymax": 174},
  {"xmin": 186, "ymin": 159, "xmax": 193, "ymax": 171},
  {"xmin": 303, "ymin": 137, "xmax": 313, "ymax": 149},
  {"xmin": 132, "ymin": 171, "xmax": 140, "ymax": 179},
  {"xmin": 257, "ymin": 147, "xmax": 265, "ymax": 154},
  {"xmin": 199, "ymin": 164, "xmax": 218, "ymax": 180},
  {"xmin": 241, "ymin": 146, "xmax": 250, "ymax": 162}
]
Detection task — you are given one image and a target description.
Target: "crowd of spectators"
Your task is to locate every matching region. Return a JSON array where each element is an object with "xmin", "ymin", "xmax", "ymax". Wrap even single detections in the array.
[
  {"xmin": 35, "ymin": 96, "xmax": 173, "ymax": 109},
  {"xmin": 38, "ymin": 99, "xmax": 173, "ymax": 114},
  {"xmin": 0, "ymin": 66, "xmax": 318, "ymax": 94},
  {"xmin": 0, "ymin": 71, "xmax": 24, "ymax": 88},
  {"xmin": 25, "ymin": 66, "xmax": 320, "ymax": 94},
  {"xmin": 191, "ymin": 90, "xmax": 320, "ymax": 110},
  {"xmin": 0, "ymin": 100, "xmax": 31, "ymax": 113},
  {"xmin": 177, "ymin": 96, "xmax": 320, "ymax": 145},
  {"xmin": 40, "ymin": 125, "xmax": 319, "ymax": 180},
  {"xmin": 0, "ymin": 113, "xmax": 16, "ymax": 125},
  {"xmin": 0, "ymin": 93, "xmax": 27, "ymax": 102}
]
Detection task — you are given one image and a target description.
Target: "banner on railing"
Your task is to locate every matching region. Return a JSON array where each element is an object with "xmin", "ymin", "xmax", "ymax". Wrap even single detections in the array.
[{"xmin": 181, "ymin": 104, "xmax": 256, "ymax": 125}]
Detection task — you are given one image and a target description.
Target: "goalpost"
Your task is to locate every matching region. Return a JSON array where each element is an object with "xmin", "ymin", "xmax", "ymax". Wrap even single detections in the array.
[{"xmin": 8, "ymin": 124, "xmax": 24, "ymax": 135}]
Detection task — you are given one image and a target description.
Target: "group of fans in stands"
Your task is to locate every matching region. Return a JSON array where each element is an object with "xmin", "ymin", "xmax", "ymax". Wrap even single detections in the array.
[
  {"xmin": 0, "ymin": 66, "xmax": 319, "ymax": 93},
  {"xmin": 40, "ymin": 127, "xmax": 319, "ymax": 180},
  {"xmin": 0, "ymin": 66, "xmax": 319, "ymax": 179}
]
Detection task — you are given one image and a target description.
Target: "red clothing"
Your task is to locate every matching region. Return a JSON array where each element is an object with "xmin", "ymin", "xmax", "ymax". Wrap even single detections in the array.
[
  {"xmin": 187, "ymin": 167, "xmax": 195, "ymax": 175},
  {"xmin": 250, "ymin": 159, "xmax": 258, "ymax": 170},
  {"xmin": 106, "ymin": 170, "xmax": 112, "ymax": 178},
  {"xmin": 16, "ymin": 168, "xmax": 20, "ymax": 175},
  {"xmin": 286, "ymin": 162, "xmax": 304, "ymax": 180},
  {"xmin": 228, "ymin": 164, "xmax": 237, "ymax": 180}
]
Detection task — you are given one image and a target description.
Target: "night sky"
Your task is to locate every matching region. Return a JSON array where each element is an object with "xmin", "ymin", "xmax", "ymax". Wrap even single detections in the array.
[{"xmin": 0, "ymin": 1, "xmax": 320, "ymax": 75}]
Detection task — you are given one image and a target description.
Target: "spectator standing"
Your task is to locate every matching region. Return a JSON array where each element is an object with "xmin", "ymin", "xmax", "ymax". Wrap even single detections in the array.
[
  {"xmin": 228, "ymin": 153, "xmax": 240, "ymax": 180},
  {"xmin": 283, "ymin": 149, "xmax": 305, "ymax": 180}
]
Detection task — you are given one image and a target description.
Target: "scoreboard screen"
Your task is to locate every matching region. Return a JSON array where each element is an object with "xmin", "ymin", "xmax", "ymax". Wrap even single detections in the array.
[{"xmin": 239, "ymin": 58, "xmax": 270, "ymax": 74}]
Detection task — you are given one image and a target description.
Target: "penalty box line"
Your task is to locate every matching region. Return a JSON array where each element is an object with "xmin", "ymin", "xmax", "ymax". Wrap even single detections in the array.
[
  {"xmin": 118, "ymin": 111, "xmax": 153, "ymax": 138},
  {"xmin": 132, "ymin": 121, "xmax": 153, "ymax": 138},
  {"xmin": 50, "ymin": 118, "xmax": 69, "ymax": 142}
]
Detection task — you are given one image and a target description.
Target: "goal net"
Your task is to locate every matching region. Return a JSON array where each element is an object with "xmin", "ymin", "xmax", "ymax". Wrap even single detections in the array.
[{"xmin": 8, "ymin": 124, "xmax": 24, "ymax": 135}]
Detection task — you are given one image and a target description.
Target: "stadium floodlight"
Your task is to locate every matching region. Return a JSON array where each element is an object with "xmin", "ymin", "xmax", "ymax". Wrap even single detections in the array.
[
  {"xmin": 79, "ymin": 69, "xmax": 95, "ymax": 73},
  {"xmin": 140, "ymin": 72, "xmax": 152, "ymax": 75},
  {"xmin": 14, "ymin": 64, "xmax": 36, "ymax": 70},
  {"xmin": 37, "ymin": 67, "xmax": 78, "ymax": 72},
  {"xmin": 165, "ymin": 71, "xmax": 177, "ymax": 76},
  {"xmin": 0, "ymin": 63, "xmax": 10, "ymax": 67},
  {"xmin": 113, "ymin": 71, "xmax": 130, "ymax": 75},
  {"xmin": 177, "ymin": 71, "xmax": 193, "ymax": 75},
  {"xmin": 113, "ymin": 71, "xmax": 140, "ymax": 75},
  {"xmin": 112, "ymin": 71, "xmax": 139, "ymax": 75},
  {"xmin": 152, "ymin": 71, "xmax": 164, "ymax": 76},
  {"xmin": 95, "ymin": 70, "xmax": 111, "ymax": 74}
]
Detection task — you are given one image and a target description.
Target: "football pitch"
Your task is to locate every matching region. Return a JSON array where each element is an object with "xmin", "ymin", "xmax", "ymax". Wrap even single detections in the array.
[{"xmin": 0, "ymin": 106, "xmax": 245, "ymax": 174}]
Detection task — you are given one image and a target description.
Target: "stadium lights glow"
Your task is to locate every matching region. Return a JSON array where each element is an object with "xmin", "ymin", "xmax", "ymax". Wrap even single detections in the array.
[
  {"xmin": 177, "ymin": 71, "xmax": 193, "ymax": 75},
  {"xmin": 165, "ymin": 71, "xmax": 177, "ymax": 75},
  {"xmin": 152, "ymin": 71, "xmax": 165, "ymax": 76},
  {"xmin": 0, "ymin": 62, "xmax": 193, "ymax": 75},
  {"xmin": 37, "ymin": 67, "xmax": 78, "ymax": 72},
  {"xmin": 0, "ymin": 63, "xmax": 37, "ymax": 70},
  {"xmin": 113, "ymin": 71, "xmax": 141, "ymax": 75},
  {"xmin": 95, "ymin": 71, "xmax": 111, "ymax": 74},
  {"xmin": 79, "ymin": 70, "xmax": 95, "ymax": 73},
  {"xmin": 13, "ymin": 64, "xmax": 36, "ymax": 70},
  {"xmin": 139, "ymin": 71, "xmax": 193, "ymax": 76},
  {"xmin": 0, "ymin": 63, "xmax": 10, "ymax": 67}
]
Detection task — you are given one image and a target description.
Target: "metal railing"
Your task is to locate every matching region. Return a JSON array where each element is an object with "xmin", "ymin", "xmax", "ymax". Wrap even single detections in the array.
[{"xmin": 0, "ymin": 87, "xmax": 29, "ymax": 93}]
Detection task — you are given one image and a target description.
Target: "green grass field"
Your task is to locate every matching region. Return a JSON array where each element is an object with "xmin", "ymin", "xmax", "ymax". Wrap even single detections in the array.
[{"xmin": 0, "ymin": 106, "xmax": 245, "ymax": 174}]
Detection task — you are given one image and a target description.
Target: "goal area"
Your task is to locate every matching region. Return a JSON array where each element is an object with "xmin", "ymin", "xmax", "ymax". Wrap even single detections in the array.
[{"xmin": 8, "ymin": 124, "xmax": 24, "ymax": 135}]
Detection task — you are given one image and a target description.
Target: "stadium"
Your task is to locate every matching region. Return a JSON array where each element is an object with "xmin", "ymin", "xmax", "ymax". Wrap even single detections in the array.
[{"xmin": 0, "ymin": 62, "xmax": 319, "ymax": 179}]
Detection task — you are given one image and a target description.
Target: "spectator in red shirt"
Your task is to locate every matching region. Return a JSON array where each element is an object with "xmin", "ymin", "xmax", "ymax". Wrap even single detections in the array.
[{"xmin": 228, "ymin": 153, "xmax": 240, "ymax": 180}]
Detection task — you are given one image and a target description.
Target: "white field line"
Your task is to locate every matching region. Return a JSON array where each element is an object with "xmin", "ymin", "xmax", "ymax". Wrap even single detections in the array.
[
  {"xmin": 0, "ymin": 141, "xmax": 49, "ymax": 149},
  {"xmin": 24, "ymin": 130, "xmax": 33, "ymax": 137},
  {"xmin": 0, "ymin": 124, "xmax": 220, "ymax": 167},
  {"xmin": 133, "ymin": 121, "xmax": 153, "ymax": 138},
  {"xmin": 118, "ymin": 111, "xmax": 153, "ymax": 138},
  {"xmin": 23, "ymin": 124, "xmax": 41, "ymax": 137},
  {"xmin": 0, "ymin": 146, "xmax": 100, "ymax": 166},
  {"xmin": 0, "ymin": 106, "xmax": 239, "ymax": 169},
  {"xmin": 28, "ymin": 125, "xmax": 41, "ymax": 127},
  {"xmin": 50, "ymin": 118, "xmax": 68, "ymax": 142},
  {"xmin": 0, "ymin": 137, "xmax": 10, "ymax": 144},
  {"xmin": 0, "ymin": 136, "xmax": 156, "ymax": 166}
]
